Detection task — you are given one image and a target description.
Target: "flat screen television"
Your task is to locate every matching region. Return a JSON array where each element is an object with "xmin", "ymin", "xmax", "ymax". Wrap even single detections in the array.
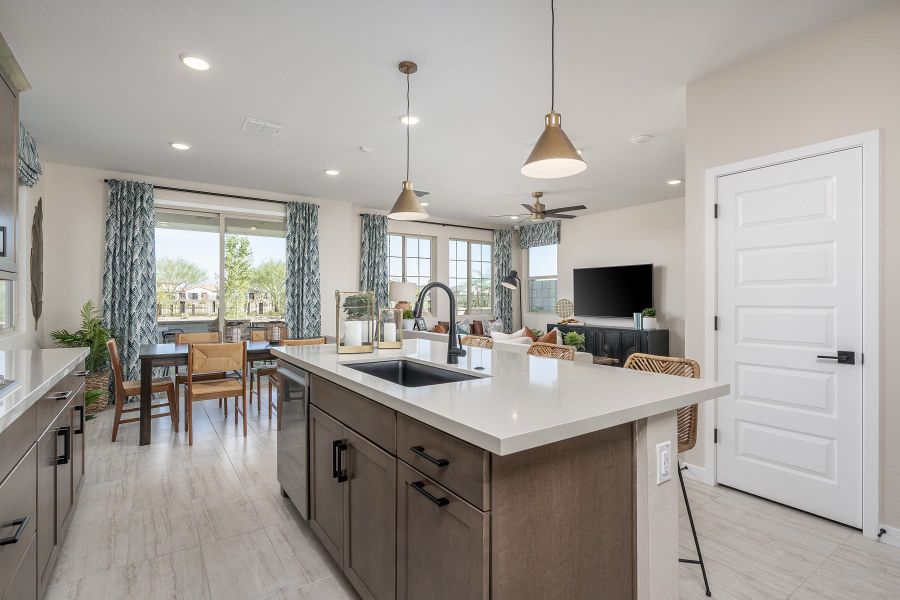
[{"xmin": 573, "ymin": 264, "xmax": 653, "ymax": 317}]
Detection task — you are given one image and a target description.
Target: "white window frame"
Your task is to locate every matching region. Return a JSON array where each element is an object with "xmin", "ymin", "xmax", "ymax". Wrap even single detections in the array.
[
  {"xmin": 449, "ymin": 238, "xmax": 494, "ymax": 316},
  {"xmin": 526, "ymin": 243, "xmax": 558, "ymax": 313},
  {"xmin": 387, "ymin": 233, "xmax": 436, "ymax": 314}
]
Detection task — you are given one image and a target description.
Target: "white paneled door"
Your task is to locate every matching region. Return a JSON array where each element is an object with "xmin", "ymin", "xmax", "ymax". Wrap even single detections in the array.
[{"xmin": 716, "ymin": 148, "xmax": 863, "ymax": 527}]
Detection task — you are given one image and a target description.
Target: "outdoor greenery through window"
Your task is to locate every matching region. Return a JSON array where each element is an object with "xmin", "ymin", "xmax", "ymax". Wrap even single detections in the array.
[
  {"xmin": 449, "ymin": 239, "xmax": 492, "ymax": 315},
  {"xmin": 155, "ymin": 209, "xmax": 286, "ymax": 332},
  {"xmin": 528, "ymin": 244, "xmax": 557, "ymax": 313},
  {"xmin": 387, "ymin": 234, "xmax": 434, "ymax": 313}
]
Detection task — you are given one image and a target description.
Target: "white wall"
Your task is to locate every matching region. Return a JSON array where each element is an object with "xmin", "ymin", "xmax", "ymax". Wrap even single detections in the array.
[
  {"xmin": 684, "ymin": 1, "xmax": 900, "ymax": 526},
  {"xmin": 39, "ymin": 162, "xmax": 358, "ymax": 345},
  {"xmin": 522, "ymin": 198, "xmax": 685, "ymax": 356}
]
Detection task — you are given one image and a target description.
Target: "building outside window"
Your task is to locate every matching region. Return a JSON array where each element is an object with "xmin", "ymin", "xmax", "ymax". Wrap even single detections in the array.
[
  {"xmin": 387, "ymin": 233, "xmax": 435, "ymax": 313},
  {"xmin": 449, "ymin": 239, "xmax": 493, "ymax": 316},
  {"xmin": 528, "ymin": 243, "xmax": 557, "ymax": 313}
]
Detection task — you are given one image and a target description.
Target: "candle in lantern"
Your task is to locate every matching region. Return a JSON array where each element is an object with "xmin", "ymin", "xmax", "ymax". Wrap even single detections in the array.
[{"xmin": 383, "ymin": 322, "xmax": 397, "ymax": 343}]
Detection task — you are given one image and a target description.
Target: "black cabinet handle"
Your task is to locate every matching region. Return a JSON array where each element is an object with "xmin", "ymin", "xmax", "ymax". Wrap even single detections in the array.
[
  {"xmin": 57, "ymin": 426, "xmax": 71, "ymax": 465},
  {"xmin": 410, "ymin": 481, "xmax": 449, "ymax": 507},
  {"xmin": 0, "ymin": 516, "xmax": 29, "ymax": 546},
  {"xmin": 332, "ymin": 440, "xmax": 348, "ymax": 483},
  {"xmin": 816, "ymin": 350, "xmax": 855, "ymax": 365},
  {"xmin": 410, "ymin": 445, "xmax": 449, "ymax": 467},
  {"xmin": 49, "ymin": 391, "xmax": 72, "ymax": 402},
  {"xmin": 74, "ymin": 405, "xmax": 85, "ymax": 435}
]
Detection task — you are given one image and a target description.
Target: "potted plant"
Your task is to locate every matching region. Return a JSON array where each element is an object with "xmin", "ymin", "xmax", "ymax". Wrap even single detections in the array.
[
  {"xmin": 563, "ymin": 331, "xmax": 586, "ymax": 351},
  {"xmin": 402, "ymin": 309, "xmax": 415, "ymax": 331},
  {"xmin": 641, "ymin": 307, "xmax": 658, "ymax": 330},
  {"xmin": 50, "ymin": 300, "xmax": 112, "ymax": 415}
]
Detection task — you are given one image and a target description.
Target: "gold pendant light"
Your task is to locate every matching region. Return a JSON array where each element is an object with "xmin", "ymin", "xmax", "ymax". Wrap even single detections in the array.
[
  {"xmin": 521, "ymin": 0, "xmax": 587, "ymax": 179},
  {"xmin": 389, "ymin": 61, "xmax": 429, "ymax": 220}
]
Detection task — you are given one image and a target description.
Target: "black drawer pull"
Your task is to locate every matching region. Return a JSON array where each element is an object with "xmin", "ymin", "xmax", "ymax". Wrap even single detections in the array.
[
  {"xmin": 0, "ymin": 516, "xmax": 29, "ymax": 546},
  {"xmin": 49, "ymin": 391, "xmax": 72, "ymax": 401},
  {"xmin": 74, "ymin": 405, "xmax": 85, "ymax": 435},
  {"xmin": 57, "ymin": 426, "xmax": 71, "ymax": 465},
  {"xmin": 410, "ymin": 445, "xmax": 449, "ymax": 467},
  {"xmin": 411, "ymin": 481, "xmax": 449, "ymax": 507},
  {"xmin": 332, "ymin": 440, "xmax": 348, "ymax": 483},
  {"xmin": 73, "ymin": 370, "xmax": 90, "ymax": 377}
]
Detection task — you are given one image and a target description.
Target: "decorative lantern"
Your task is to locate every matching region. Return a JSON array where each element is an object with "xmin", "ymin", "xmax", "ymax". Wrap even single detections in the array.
[
  {"xmin": 224, "ymin": 322, "xmax": 244, "ymax": 342},
  {"xmin": 377, "ymin": 308, "xmax": 403, "ymax": 349},
  {"xmin": 336, "ymin": 291, "xmax": 375, "ymax": 354},
  {"xmin": 267, "ymin": 321, "xmax": 288, "ymax": 342}
]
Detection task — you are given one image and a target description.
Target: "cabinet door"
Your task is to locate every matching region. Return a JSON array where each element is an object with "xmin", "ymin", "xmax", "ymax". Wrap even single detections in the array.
[
  {"xmin": 343, "ymin": 430, "xmax": 396, "ymax": 600},
  {"xmin": 397, "ymin": 462, "xmax": 489, "ymax": 600},
  {"xmin": 54, "ymin": 411, "xmax": 73, "ymax": 539},
  {"xmin": 1, "ymin": 534, "xmax": 36, "ymax": 600},
  {"xmin": 71, "ymin": 389, "xmax": 85, "ymax": 497},
  {"xmin": 620, "ymin": 331, "xmax": 641, "ymax": 365},
  {"xmin": 308, "ymin": 406, "xmax": 345, "ymax": 565},
  {"xmin": 36, "ymin": 426, "xmax": 57, "ymax": 591}
]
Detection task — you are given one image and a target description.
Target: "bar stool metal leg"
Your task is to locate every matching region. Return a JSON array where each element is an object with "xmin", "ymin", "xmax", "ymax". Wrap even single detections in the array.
[{"xmin": 678, "ymin": 462, "xmax": 711, "ymax": 597}]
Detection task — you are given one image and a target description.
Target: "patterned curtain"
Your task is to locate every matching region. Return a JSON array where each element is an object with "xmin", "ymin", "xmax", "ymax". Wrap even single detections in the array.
[
  {"xmin": 102, "ymin": 180, "xmax": 158, "ymax": 381},
  {"xmin": 493, "ymin": 229, "xmax": 513, "ymax": 333},
  {"xmin": 359, "ymin": 214, "xmax": 389, "ymax": 311},
  {"xmin": 18, "ymin": 123, "xmax": 42, "ymax": 187},
  {"xmin": 285, "ymin": 201, "xmax": 322, "ymax": 338},
  {"xmin": 518, "ymin": 220, "xmax": 560, "ymax": 248}
]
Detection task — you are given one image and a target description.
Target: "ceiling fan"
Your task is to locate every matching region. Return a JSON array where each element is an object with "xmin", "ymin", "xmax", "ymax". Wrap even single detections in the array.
[{"xmin": 491, "ymin": 192, "xmax": 587, "ymax": 221}]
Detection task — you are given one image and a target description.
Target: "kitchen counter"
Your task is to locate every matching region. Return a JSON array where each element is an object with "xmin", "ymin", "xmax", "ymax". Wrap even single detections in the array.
[
  {"xmin": 271, "ymin": 338, "xmax": 727, "ymax": 455},
  {"xmin": 0, "ymin": 347, "xmax": 90, "ymax": 435}
]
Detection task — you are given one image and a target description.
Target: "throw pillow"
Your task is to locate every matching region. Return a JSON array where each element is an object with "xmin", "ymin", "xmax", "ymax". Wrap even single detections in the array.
[
  {"xmin": 490, "ymin": 327, "xmax": 528, "ymax": 341},
  {"xmin": 471, "ymin": 320, "xmax": 485, "ymax": 336},
  {"xmin": 536, "ymin": 328, "xmax": 559, "ymax": 344},
  {"xmin": 524, "ymin": 328, "xmax": 539, "ymax": 342},
  {"xmin": 456, "ymin": 319, "xmax": 470, "ymax": 335}
]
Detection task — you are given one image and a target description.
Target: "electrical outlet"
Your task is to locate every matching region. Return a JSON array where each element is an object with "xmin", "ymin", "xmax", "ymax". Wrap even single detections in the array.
[{"xmin": 656, "ymin": 441, "xmax": 672, "ymax": 485}]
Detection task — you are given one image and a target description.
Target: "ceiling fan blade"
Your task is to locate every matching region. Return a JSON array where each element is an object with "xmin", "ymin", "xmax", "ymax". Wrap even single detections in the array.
[
  {"xmin": 546, "ymin": 213, "xmax": 577, "ymax": 219},
  {"xmin": 543, "ymin": 205, "xmax": 587, "ymax": 214},
  {"xmin": 522, "ymin": 203, "xmax": 537, "ymax": 213}
]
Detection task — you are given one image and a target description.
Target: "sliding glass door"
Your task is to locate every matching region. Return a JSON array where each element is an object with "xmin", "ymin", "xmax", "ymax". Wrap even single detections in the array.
[{"xmin": 154, "ymin": 209, "xmax": 286, "ymax": 336}]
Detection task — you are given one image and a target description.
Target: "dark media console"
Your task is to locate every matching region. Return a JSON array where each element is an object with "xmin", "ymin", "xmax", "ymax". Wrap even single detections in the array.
[{"xmin": 549, "ymin": 323, "xmax": 669, "ymax": 367}]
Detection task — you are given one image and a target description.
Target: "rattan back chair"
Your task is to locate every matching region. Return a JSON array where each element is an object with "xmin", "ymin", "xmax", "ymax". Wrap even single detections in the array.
[
  {"xmin": 256, "ymin": 337, "xmax": 326, "ymax": 420},
  {"xmin": 280, "ymin": 337, "xmax": 328, "ymax": 346},
  {"xmin": 622, "ymin": 351, "xmax": 710, "ymax": 596},
  {"xmin": 526, "ymin": 342, "xmax": 576, "ymax": 361},
  {"xmin": 176, "ymin": 331, "xmax": 221, "ymax": 344},
  {"xmin": 460, "ymin": 335, "xmax": 493, "ymax": 349}
]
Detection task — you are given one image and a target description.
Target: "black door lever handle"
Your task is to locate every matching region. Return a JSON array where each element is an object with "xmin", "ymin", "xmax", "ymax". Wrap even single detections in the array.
[{"xmin": 816, "ymin": 351, "xmax": 855, "ymax": 365}]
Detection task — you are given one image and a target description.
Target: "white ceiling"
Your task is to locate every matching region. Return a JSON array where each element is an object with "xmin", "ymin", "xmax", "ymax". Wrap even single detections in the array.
[{"xmin": 0, "ymin": 0, "xmax": 887, "ymax": 223}]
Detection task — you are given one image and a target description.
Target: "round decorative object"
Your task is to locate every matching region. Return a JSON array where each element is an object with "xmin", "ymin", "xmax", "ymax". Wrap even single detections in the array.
[{"xmin": 555, "ymin": 298, "xmax": 574, "ymax": 319}]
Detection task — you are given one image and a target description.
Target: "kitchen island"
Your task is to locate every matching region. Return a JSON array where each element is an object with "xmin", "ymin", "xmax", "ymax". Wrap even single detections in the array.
[{"xmin": 272, "ymin": 339, "xmax": 728, "ymax": 600}]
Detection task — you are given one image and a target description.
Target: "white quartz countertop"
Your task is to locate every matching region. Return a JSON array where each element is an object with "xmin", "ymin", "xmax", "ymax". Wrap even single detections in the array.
[
  {"xmin": 0, "ymin": 348, "xmax": 90, "ymax": 434},
  {"xmin": 272, "ymin": 339, "xmax": 729, "ymax": 455}
]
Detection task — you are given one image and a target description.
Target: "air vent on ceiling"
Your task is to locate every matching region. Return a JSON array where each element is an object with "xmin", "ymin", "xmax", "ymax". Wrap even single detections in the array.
[
  {"xmin": 241, "ymin": 117, "xmax": 284, "ymax": 138},
  {"xmin": 413, "ymin": 189, "xmax": 431, "ymax": 198}
]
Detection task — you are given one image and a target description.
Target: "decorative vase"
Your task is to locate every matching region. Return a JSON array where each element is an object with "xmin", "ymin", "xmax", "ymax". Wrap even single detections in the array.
[
  {"xmin": 643, "ymin": 317, "xmax": 658, "ymax": 330},
  {"xmin": 402, "ymin": 319, "xmax": 415, "ymax": 331}
]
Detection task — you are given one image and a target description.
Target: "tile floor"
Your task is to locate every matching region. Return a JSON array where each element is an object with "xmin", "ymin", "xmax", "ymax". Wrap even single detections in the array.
[{"xmin": 49, "ymin": 390, "xmax": 900, "ymax": 599}]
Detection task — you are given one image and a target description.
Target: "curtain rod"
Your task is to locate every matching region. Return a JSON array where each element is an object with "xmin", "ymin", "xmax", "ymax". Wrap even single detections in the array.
[
  {"xmin": 103, "ymin": 180, "xmax": 292, "ymax": 205},
  {"xmin": 358, "ymin": 214, "xmax": 496, "ymax": 233}
]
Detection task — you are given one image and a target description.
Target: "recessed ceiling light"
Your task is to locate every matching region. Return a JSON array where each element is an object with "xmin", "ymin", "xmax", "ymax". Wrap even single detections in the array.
[
  {"xmin": 179, "ymin": 53, "xmax": 210, "ymax": 71},
  {"xmin": 399, "ymin": 115, "xmax": 420, "ymax": 125},
  {"xmin": 170, "ymin": 142, "xmax": 191, "ymax": 150},
  {"xmin": 420, "ymin": 202, "xmax": 429, "ymax": 207},
  {"xmin": 324, "ymin": 169, "xmax": 340, "ymax": 176},
  {"xmin": 667, "ymin": 179, "xmax": 683, "ymax": 185},
  {"xmin": 159, "ymin": 222, "xmax": 169, "ymax": 226},
  {"xmin": 249, "ymin": 226, "xmax": 257, "ymax": 231},
  {"xmin": 510, "ymin": 216, "xmax": 520, "ymax": 220},
  {"xmin": 630, "ymin": 133, "xmax": 654, "ymax": 144}
]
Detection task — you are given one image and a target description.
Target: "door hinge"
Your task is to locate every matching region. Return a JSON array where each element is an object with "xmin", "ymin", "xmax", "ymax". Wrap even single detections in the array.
[
  {"xmin": 714, "ymin": 203, "xmax": 719, "ymax": 218},
  {"xmin": 714, "ymin": 428, "xmax": 719, "ymax": 444},
  {"xmin": 714, "ymin": 316, "xmax": 718, "ymax": 331}
]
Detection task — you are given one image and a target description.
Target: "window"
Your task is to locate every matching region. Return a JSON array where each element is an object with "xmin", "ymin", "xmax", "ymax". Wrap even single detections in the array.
[
  {"xmin": 528, "ymin": 244, "xmax": 557, "ymax": 313},
  {"xmin": 155, "ymin": 209, "xmax": 286, "ymax": 331},
  {"xmin": 387, "ymin": 234, "xmax": 435, "ymax": 313},
  {"xmin": 449, "ymin": 239, "xmax": 493, "ymax": 315},
  {"xmin": 0, "ymin": 280, "xmax": 12, "ymax": 333}
]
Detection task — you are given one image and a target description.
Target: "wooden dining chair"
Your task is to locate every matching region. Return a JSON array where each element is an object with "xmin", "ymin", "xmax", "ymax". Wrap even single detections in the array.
[
  {"xmin": 185, "ymin": 342, "xmax": 248, "ymax": 445},
  {"xmin": 174, "ymin": 331, "xmax": 231, "ymax": 423},
  {"xmin": 246, "ymin": 328, "xmax": 271, "ymax": 406},
  {"xmin": 253, "ymin": 337, "xmax": 326, "ymax": 419},
  {"xmin": 107, "ymin": 339, "xmax": 177, "ymax": 442},
  {"xmin": 623, "ymin": 353, "xmax": 710, "ymax": 597},
  {"xmin": 460, "ymin": 335, "xmax": 493, "ymax": 349},
  {"xmin": 249, "ymin": 329, "xmax": 267, "ymax": 341},
  {"xmin": 526, "ymin": 341, "xmax": 576, "ymax": 361}
]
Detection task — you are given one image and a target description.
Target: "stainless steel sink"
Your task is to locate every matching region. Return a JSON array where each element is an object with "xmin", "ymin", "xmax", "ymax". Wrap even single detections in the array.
[{"xmin": 345, "ymin": 359, "xmax": 480, "ymax": 387}]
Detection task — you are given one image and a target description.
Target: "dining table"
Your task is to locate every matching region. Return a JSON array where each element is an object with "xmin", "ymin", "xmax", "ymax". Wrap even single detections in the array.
[{"xmin": 137, "ymin": 340, "xmax": 276, "ymax": 445}]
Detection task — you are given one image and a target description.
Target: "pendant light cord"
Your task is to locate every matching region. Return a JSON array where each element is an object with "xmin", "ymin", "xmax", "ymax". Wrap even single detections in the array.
[
  {"xmin": 550, "ymin": 0, "xmax": 555, "ymax": 113},
  {"xmin": 406, "ymin": 71, "xmax": 411, "ymax": 181}
]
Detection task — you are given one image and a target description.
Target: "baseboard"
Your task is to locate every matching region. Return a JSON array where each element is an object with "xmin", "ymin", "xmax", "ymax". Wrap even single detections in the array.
[
  {"xmin": 875, "ymin": 524, "xmax": 900, "ymax": 548},
  {"xmin": 679, "ymin": 462, "xmax": 715, "ymax": 486}
]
